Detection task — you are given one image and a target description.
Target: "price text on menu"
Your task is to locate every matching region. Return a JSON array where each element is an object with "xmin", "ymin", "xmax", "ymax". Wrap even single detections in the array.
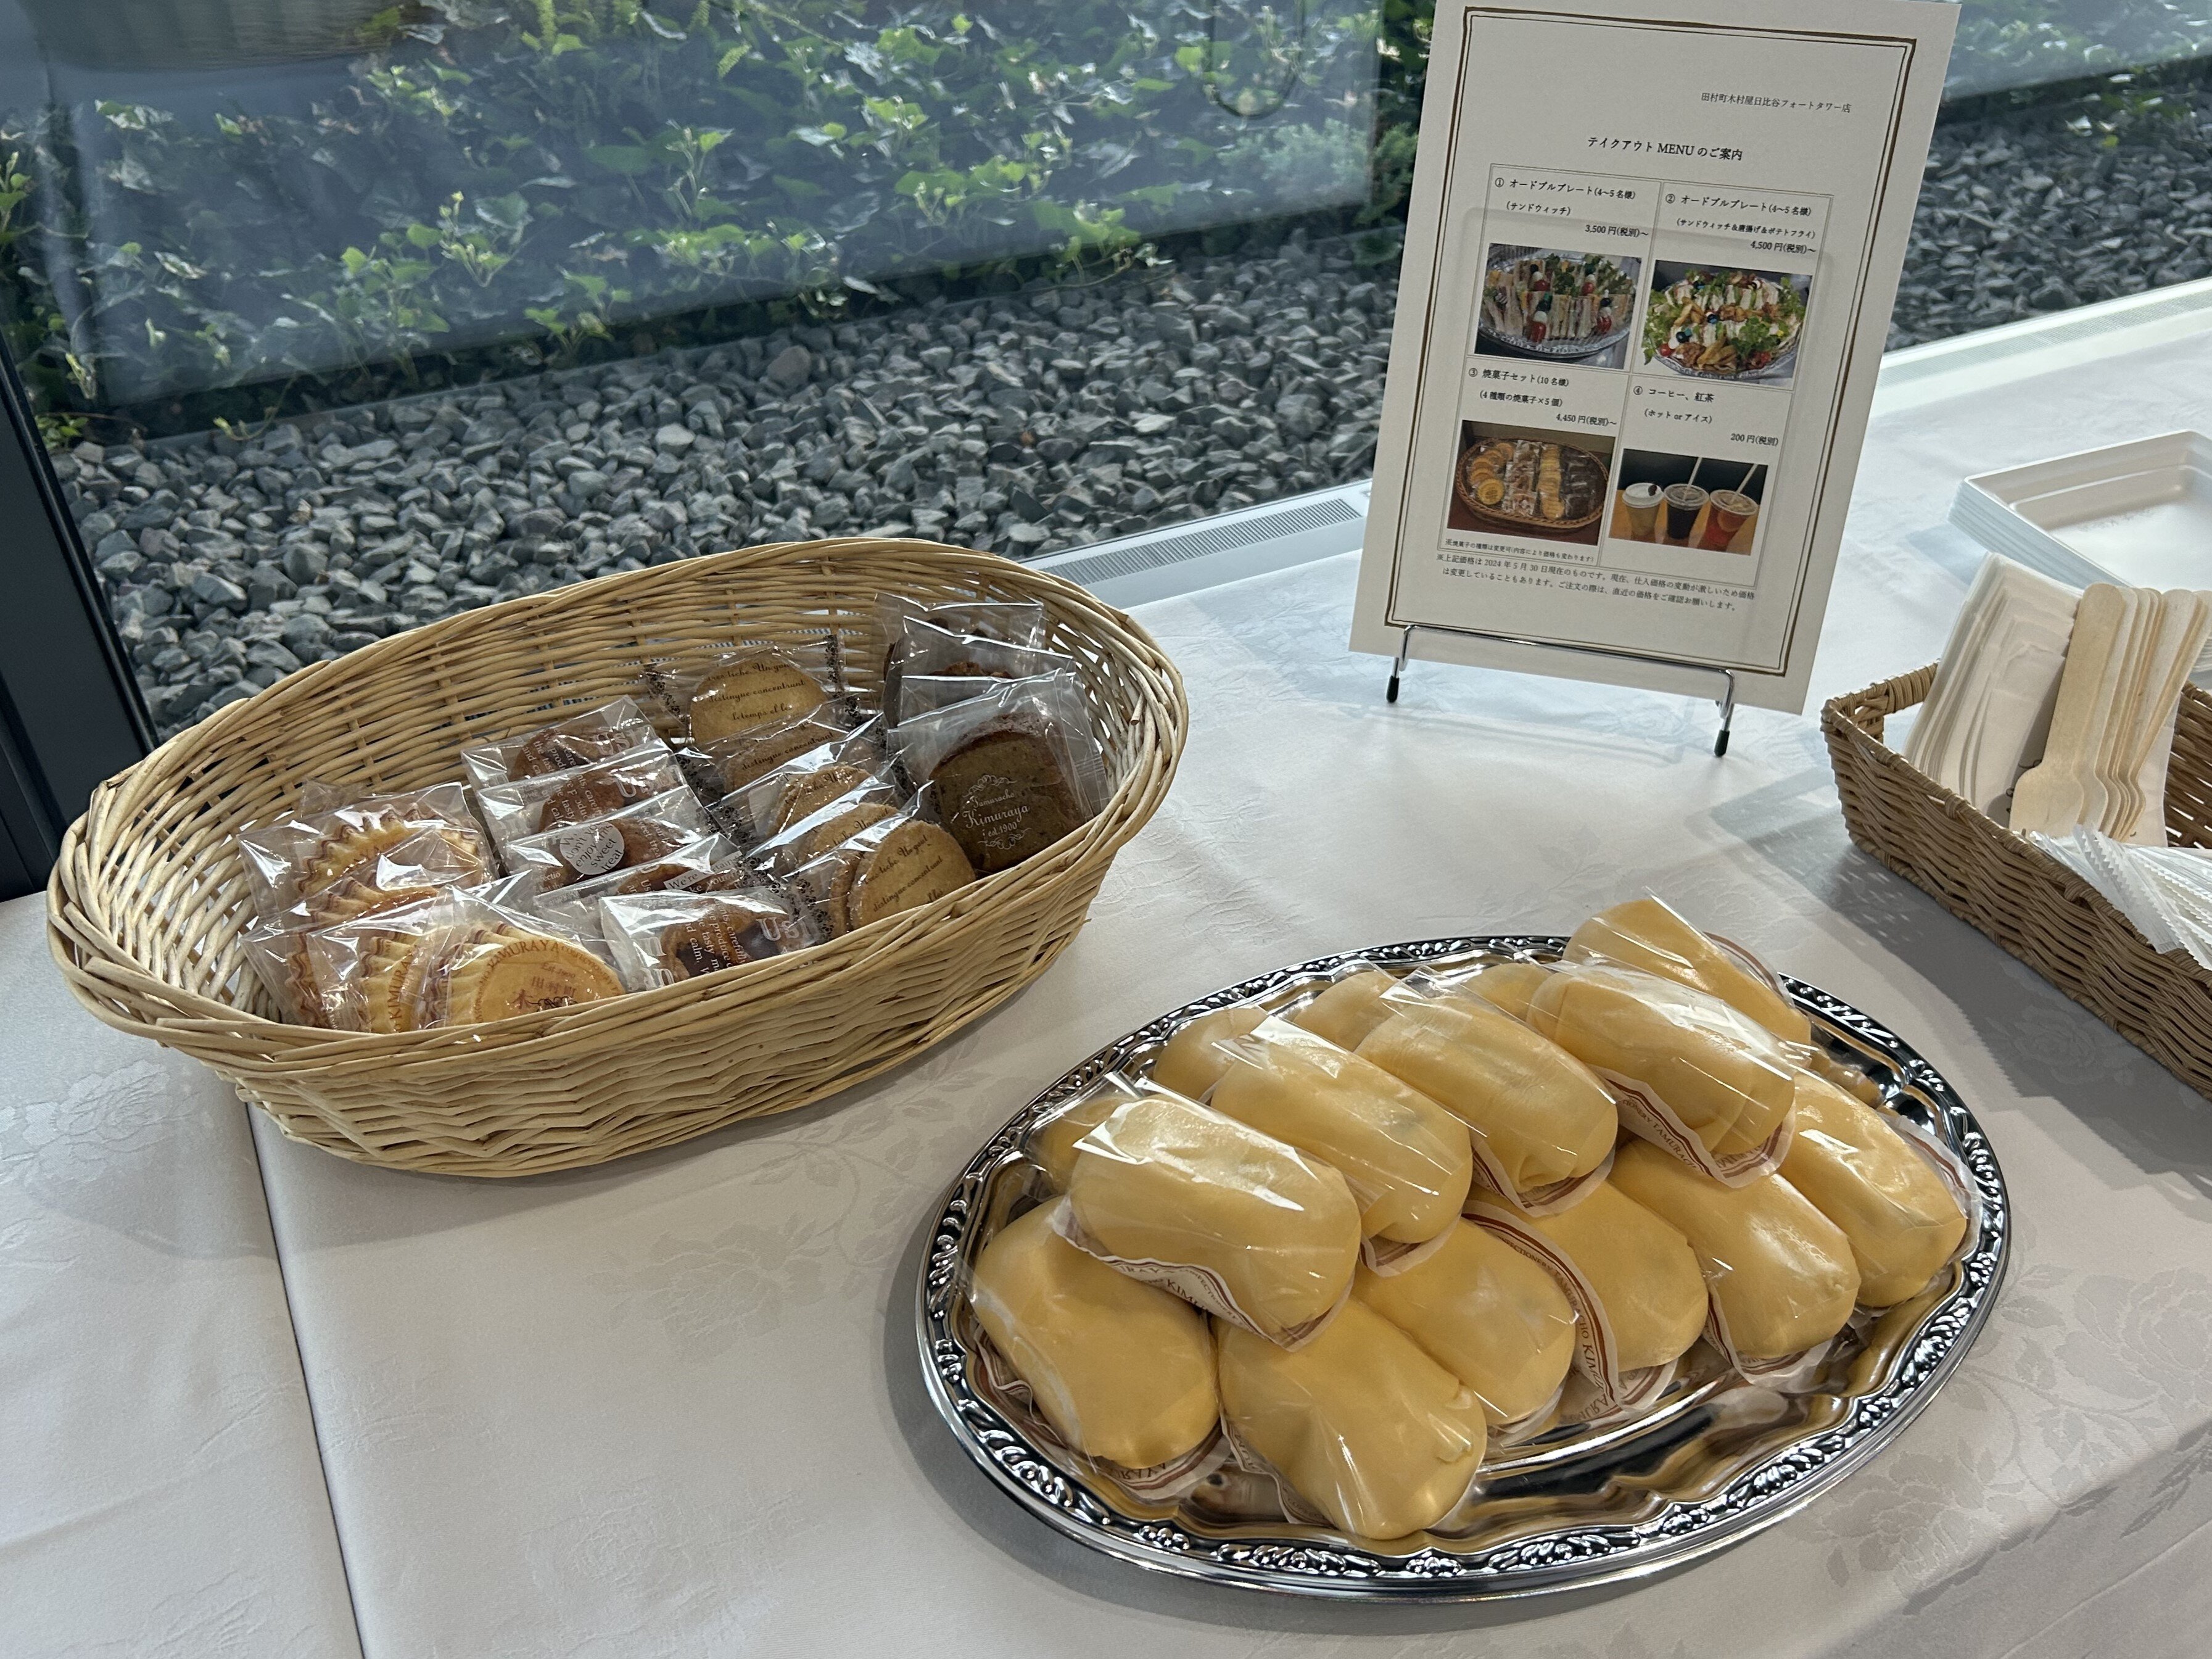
[{"xmin": 1352, "ymin": 0, "xmax": 1955, "ymax": 714}]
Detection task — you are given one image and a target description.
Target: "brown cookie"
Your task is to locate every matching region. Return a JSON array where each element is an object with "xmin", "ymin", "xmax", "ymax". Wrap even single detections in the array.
[
  {"xmin": 833, "ymin": 819, "xmax": 975, "ymax": 932},
  {"xmin": 688, "ymin": 655, "xmax": 828, "ymax": 745},
  {"xmin": 539, "ymin": 769, "xmax": 650, "ymax": 832},
  {"xmin": 772, "ymin": 762, "xmax": 875, "ymax": 834},
  {"xmin": 657, "ymin": 905, "xmax": 789, "ymax": 980},
  {"xmin": 925, "ymin": 726, "xmax": 1084, "ymax": 874},
  {"xmin": 511, "ymin": 725, "xmax": 632, "ymax": 780},
  {"xmin": 548, "ymin": 817, "xmax": 688, "ymax": 886}
]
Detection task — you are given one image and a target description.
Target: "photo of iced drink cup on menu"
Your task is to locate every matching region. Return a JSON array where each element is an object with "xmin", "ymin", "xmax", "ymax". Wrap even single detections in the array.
[
  {"xmin": 1662, "ymin": 483, "xmax": 1707, "ymax": 544},
  {"xmin": 1701, "ymin": 489, "xmax": 1759, "ymax": 550},
  {"xmin": 1623, "ymin": 482, "xmax": 1662, "ymax": 541}
]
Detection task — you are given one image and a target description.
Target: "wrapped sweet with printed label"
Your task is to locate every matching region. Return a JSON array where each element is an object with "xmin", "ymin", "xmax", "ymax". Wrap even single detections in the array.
[
  {"xmin": 1609, "ymin": 1139, "xmax": 1859, "ymax": 1363},
  {"xmin": 968, "ymin": 1203, "xmax": 1221, "ymax": 1474},
  {"xmin": 1216, "ymin": 1299, "xmax": 1487, "ymax": 1540},
  {"xmin": 1566, "ymin": 896, "xmax": 1812, "ymax": 1045},
  {"xmin": 1355, "ymin": 1219, "xmax": 1575, "ymax": 1428},
  {"xmin": 1057, "ymin": 1075, "xmax": 1362, "ymax": 1347},
  {"xmin": 1780, "ymin": 1071, "xmax": 1970, "ymax": 1307},
  {"xmin": 1524, "ymin": 1181, "xmax": 1709, "ymax": 1378}
]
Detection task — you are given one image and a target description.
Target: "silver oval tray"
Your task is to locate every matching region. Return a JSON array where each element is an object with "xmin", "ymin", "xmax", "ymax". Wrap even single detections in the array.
[
  {"xmin": 916, "ymin": 938, "xmax": 2009, "ymax": 1601},
  {"xmin": 1476, "ymin": 319, "xmax": 1633, "ymax": 362}
]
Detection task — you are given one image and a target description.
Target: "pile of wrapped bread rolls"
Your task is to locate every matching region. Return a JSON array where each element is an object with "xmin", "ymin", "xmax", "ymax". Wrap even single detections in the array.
[{"xmin": 966, "ymin": 898, "xmax": 1973, "ymax": 1542}]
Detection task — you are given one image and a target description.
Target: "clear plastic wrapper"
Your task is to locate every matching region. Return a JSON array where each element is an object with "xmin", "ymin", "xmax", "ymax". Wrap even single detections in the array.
[
  {"xmin": 1566, "ymin": 896, "xmax": 1812, "ymax": 1046},
  {"xmin": 643, "ymin": 643, "xmax": 848, "ymax": 747},
  {"xmin": 967, "ymin": 1203, "xmax": 1223, "ymax": 1480},
  {"xmin": 1609, "ymin": 1138, "xmax": 1860, "ymax": 1364},
  {"xmin": 889, "ymin": 624, "xmax": 1078, "ymax": 724},
  {"xmin": 501, "ymin": 787, "xmax": 714, "ymax": 890},
  {"xmin": 237, "ymin": 782, "xmax": 493, "ymax": 929},
  {"xmin": 895, "ymin": 672, "xmax": 1063, "ymax": 725},
  {"xmin": 675, "ymin": 709, "xmax": 861, "ymax": 806},
  {"xmin": 786, "ymin": 808, "xmax": 975, "ymax": 938},
  {"xmin": 471, "ymin": 743, "xmax": 688, "ymax": 850},
  {"xmin": 893, "ymin": 671, "xmax": 1110, "ymax": 875},
  {"xmin": 598, "ymin": 887, "xmax": 819, "ymax": 990},
  {"xmin": 1348, "ymin": 973, "xmax": 1618, "ymax": 1213},
  {"xmin": 1215, "ymin": 1299, "xmax": 1487, "ymax": 1540},
  {"xmin": 294, "ymin": 892, "xmax": 625, "ymax": 1033},
  {"xmin": 1525, "ymin": 961, "xmax": 1798, "ymax": 1185},
  {"xmin": 1147, "ymin": 1012, "xmax": 1472, "ymax": 1246},
  {"xmin": 1354, "ymin": 1218, "xmax": 1576, "ymax": 1431},
  {"xmin": 1055, "ymin": 1073, "xmax": 1362, "ymax": 1347},
  {"xmin": 1781, "ymin": 1070, "xmax": 1973, "ymax": 1308},
  {"xmin": 1290, "ymin": 962, "xmax": 1401, "ymax": 1050},
  {"xmin": 1498, "ymin": 1180, "xmax": 1710, "ymax": 1418},
  {"xmin": 1436, "ymin": 960, "xmax": 1553, "ymax": 1024},
  {"xmin": 878, "ymin": 594, "xmax": 1049, "ymax": 714},
  {"xmin": 489, "ymin": 832, "xmax": 756, "ymax": 935},
  {"xmin": 458, "ymin": 697, "xmax": 660, "ymax": 788},
  {"xmin": 699, "ymin": 718, "xmax": 893, "ymax": 844}
]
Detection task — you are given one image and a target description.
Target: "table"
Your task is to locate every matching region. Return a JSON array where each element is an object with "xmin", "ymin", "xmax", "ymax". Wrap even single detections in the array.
[{"xmin": 14, "ymin": 317, "xmax": 2212, "ymax": 1657}]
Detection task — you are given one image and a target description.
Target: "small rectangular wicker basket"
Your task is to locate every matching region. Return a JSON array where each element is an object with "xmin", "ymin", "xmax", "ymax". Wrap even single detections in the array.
[
  {"xmin": 47, "ymin": 538, "xmax": 1187, "ymax": 1177},
  {"xmin": 1823, "ymin": 664, "xmax": 2212, "ymax": 1099}
]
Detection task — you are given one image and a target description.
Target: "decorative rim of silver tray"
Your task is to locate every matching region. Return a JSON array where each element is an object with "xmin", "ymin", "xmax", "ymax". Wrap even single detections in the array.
[
  {"xmin": 915, "ymin": 937, "xmax": 2010, "ymax": 1602},
  {"xmin": 1475, "ymin": 320, "xmax": 1634, "ymax": 362}
]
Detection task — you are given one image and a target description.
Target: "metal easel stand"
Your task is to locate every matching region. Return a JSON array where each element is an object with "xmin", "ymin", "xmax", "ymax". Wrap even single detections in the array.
[{"xmin": 1385, "ymin": 623, "xmax": 1738, "ymax": 757}]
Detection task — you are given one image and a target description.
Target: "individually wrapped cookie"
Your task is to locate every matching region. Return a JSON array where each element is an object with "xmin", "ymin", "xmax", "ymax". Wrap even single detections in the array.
[
  {"xmin": 643, "ymin": 642, "xmax": 849, "ymax": 748},
  {"xmin": 893, "ymin": 671, "xmax": 1110, "ymax": 875},
  {"xmin": 1565, "ymin": 896, "xmax": 1812, "ymax": 1046},
  {"xmin": 598, "ymin": 887, "xmax": 819, "ymax": 990},
  {"xmin": 1052, "ymin": 1072, "xmax": 1363, "ymax": 1348},
  {"xmin": 747, "ymin": 774, "xmax": 912, "ymax": 878},
  {"xmin": 706, "ymin": 719, "xmax": 898, "ymax": 845},
  {"xmin": 1145, "ymin": 1012, "xmax": 1472, "ymax": 1248},
  {"xmin": 1524, "ymin": 961, "xmax": 1798, "ymax": 1185},
  {"xmin": 237, "ymin": 782, "xmax": 493, "ymax": 929},
  {"xmin": 458, "ymin": 697, "xmax": 660, "ymax": 789},
  {"xmin": 472, "ymin": 743, "xmax": 688, "ymax": 850},
  {"xmin": 503, "ymin": 832, "xmax": 757, "ymax": 936},
  {"xmin": 501, "ymin": 787, "xmax": 714, "ymax": 890},
  {"xmin": 966, "ymin": 1202, "xmax": 1226, "ymax": 1499},
  {"xmin": 1354, "ymin": 1218, "xmax": 1576, "ymax": 1437},
  {"xmin": 296, "ymin": 891, "xmax": 625, "ymax": 1034},
  {"xmin": 1215, "ymin": 1298, "xmax": 1487, "ymax": 1540},
  {"xmin": 1471, "ymin": 1181, "xmax": 1708, "ymax": 1425},
  {"xmin": 888, "ymin": 625, "xmax": 1078, "ymax": 725},
  {"xmin": 877, "ymin": 594, "xmax": 1049, "ymax": 714},
  {"xmin": 1609, "ymin": 1138, "xmax": 1860, "ymax": 1367},
  {"xmin": 786, "ymin": 808, "xmax": 976, "ymax": 938}
]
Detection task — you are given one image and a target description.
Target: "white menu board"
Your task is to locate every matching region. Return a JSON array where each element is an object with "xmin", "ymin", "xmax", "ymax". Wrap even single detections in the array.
[{"xmin": 1351, "ymin": 0, "xmax": 1954, "ymax": 713}]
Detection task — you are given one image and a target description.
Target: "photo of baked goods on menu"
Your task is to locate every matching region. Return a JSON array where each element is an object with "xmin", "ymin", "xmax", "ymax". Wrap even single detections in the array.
[
  {"xmin": 1609, "ymin": 450, "xmax": 1767, "ymax": 553},
  {"xmin": 1477, "ymin": 246, "xmax": 1642, "ymax": 370},
  {"xmin": 1448, "ymin": 421, "xmax": 1614, "ymax": 546},
  {"xmin": 1641, "ymin": 263, "xmax": 1809, "ymax": 386}
]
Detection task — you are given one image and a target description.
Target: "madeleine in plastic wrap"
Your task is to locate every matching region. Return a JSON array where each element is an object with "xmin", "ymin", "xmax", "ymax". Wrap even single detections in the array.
[
  {"xmin": 1292, "ymin": 966, "xmax": 1400, "ymax": 1051},
  {"xmin": 1525, "ymin": 963, "xmax": 1796, "ymax": 1160},
  {"xmin": 1782, "ymin": 1071, "xmax": 1967, "ymax": 1306},
  {"xmin": 970, "ymin": 1205, "xmax": 1220, "ymax": 1470},
  {"xmin": 1567, "ymin": 898, "xmax": 1812, "ymax": 1046},
  {"xmin": 1356, "ymin": 1221, "xmax": 1575, "ymax": 1425},
  {"xmin": 1355, "ymin": 995, "xmax": 1617, "ymax": 1195},
  {"xmin": 1156, "ymin": 1016, "xmax": 1474, "ymax": 1244},
  {"xmin": 1066, "ymin": 1088, "xmax": 1363, "ymax": 1341},
  {"xmin": 1216, "ymin": 1299, "xmax": 1487, "ymax": 1539},
  {"xmin": 1150, "ymin": 1005, "xmax": 1268, "ymax": 1099},
  {"xmin": 1611, "ymin": 1140, "xmax": 1860, "ymax": 1360},
  {"xmin": 1529, "ymin": 1181, "xmax": 1709, "ymax": 1373}
]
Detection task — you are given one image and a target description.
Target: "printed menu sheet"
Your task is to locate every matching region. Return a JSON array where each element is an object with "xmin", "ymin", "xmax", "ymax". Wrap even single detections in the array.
[{"xmin": 1352, "ymin": 0, "xmax": 1954, "ymax": 713}]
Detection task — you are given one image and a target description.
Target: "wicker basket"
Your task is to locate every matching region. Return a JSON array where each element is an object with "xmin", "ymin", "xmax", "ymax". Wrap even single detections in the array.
[
  {"xmin": 47, "ymin": 539, "xmax": 1187, "ymax": 1177},
  {"xmin": 1824, "ymin": 664, "xmax": 2212, "ymax": 1099}
]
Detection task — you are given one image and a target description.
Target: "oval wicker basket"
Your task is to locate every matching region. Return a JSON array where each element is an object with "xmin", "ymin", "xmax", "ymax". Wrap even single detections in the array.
[{"xmin": 47, "ymin": 538, "xmax": 1187, "ymax": 1177}]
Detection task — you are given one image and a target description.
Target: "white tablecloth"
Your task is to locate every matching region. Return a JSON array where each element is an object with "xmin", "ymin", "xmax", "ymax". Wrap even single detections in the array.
[
  {"xmin": 0, "ymin": 901, "xmax": 359, "ymax": 1658},
  {"xmin": 20, "ymin": 325, "xmax": 2212, "ymax": 1656}
]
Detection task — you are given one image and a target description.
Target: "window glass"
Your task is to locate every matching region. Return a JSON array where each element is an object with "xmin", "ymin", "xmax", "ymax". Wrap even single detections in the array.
[{"xmin": 0, "ymin": 0, "xmax": 2203, "ymax": 735}]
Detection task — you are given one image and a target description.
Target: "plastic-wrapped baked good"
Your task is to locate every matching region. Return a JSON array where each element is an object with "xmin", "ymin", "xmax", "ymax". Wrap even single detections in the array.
[
  {"xmin": 1355, "ymin": 1219, "xmax": 1576, "ymax": 1427},
  {"xmin": 1438, "ymin": 961, "xmax": 1551, "ymax": 1024},
  {"xmin": 888, "ymin": 626, "xmax": 1078, "ymax": 724},
  {"xmin": 459, "ymin": 697, "xmax": 661, "ymax": 788},
  {"xmin": 679, "ymin": 709, "xmax": 859, "ymax": 804},
  {"xmin": 1566, "ymin": 897, "xmax": 1811, "ymax": 1046},
  {"xmin": 472, "ymin": 743, "xmax": 688, "ymax": 850},
  {"xmin": 1780, "ymin": 1071, "xmax": 1969, "ymax": 1307},
  {"xmin": 236, "ymin": 782, "xmax": 493, "ymax": 935},
  {"xmin": 1057, "ymin": 1075, "xmax": 1361, "ymax": 1345},
  {"xmin": 298, "ymin": 893, "xmax": 624, "ymax": 1033},
  {"xmin": 1023, "ymin": 1091, "xmax": 1126, "ymax": 1192},
  {"xmin": 786, "ymin": 809, "xmax": 976, "ymax": 937},
  {"xmin": 502, "ymin": 787, "xmax": 714, "ymax": 889},
  {"xmin": 745, "ymin": 773, "xmax": 910, "ymax": 877},
  {"xmin": 969, "ymin": 1203, "xmax": 1219, "ymax": 1473},
  {"xmin": 1216, "ymin": 1299, "xmax": 1486, "ymax": 1539},
  {"xmin": 649, "ymin": 645, "xmax": 844, "ymax": 747},
  {"xmin": 492, "ymin": 833, "xmax": 754, "ymax": 937},
  {"xmin": 1609, "ymin": 1139, "xmax": 1859, "ymax": 1362},
  {"xmin": 1525, "ymin": 962, "xmax": 1797, "ymax": 1183},
  {"xmin": 1152, "ymin": 1014, "xmax": 1471, "ymax": 1246},
  {"xmin": 1290, "ymin": 964, "xmax": 1399, "ymax": 1051},
  {"xmin": 1150, "ymin": 1006, "xmax": 1268, "ymax": 1098},
  {"xmin": 1525, "ymin": 1181, "xmax": 1708, "ymax": 1375},
  {"xmin": 878, "ymin": 595, "xmax": 1049, "ymax": 714},
  {"xmin": 696, "ymin": 718, "xmax": 892, "ymax": 843},
  {"xmin": 893, "ymin": 671, "xmax": 1108, "ymax": 874},
  {"xmin": 598, "ymin": 888, "xmax": 819, "ymax": 989},
  {"xmin": 1353, "ymin": 984, "xmax": 1617, "ymax": 1210}
]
